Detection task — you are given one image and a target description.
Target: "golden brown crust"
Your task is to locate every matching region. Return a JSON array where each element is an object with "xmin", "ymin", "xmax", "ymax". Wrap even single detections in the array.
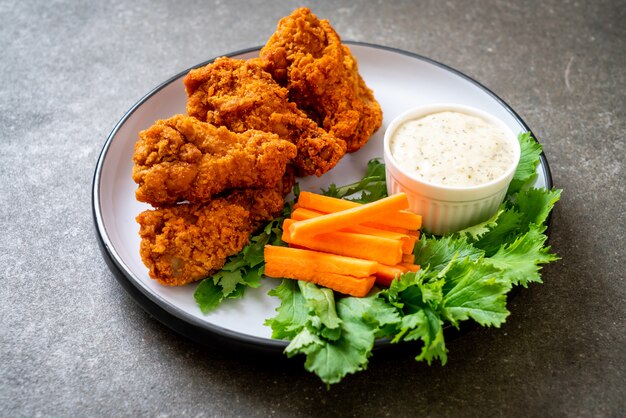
[
  {"xmin": 259, "ymin": 7, "xmax": 383, "ymax": 152},
  {"xmin": 132, "ymin": 114, "xmax": 297, "ymax": 206},
  {"xmin": 136, "ymin": 187, "xmax": 287, "ymax": 286},
  {"xmin": 137, "ymin": 200, "xmax": 254, "ymax": 286},
  {"xmin": 184, "ymin": 57, "xmax": 346, "ymax": 177},
  {"xmin": 134, "ymin": 9, "xmax": 383, "ymax": 286}
]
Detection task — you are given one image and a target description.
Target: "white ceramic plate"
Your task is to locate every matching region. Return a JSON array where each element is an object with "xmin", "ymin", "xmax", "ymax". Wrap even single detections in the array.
[{"xmin": 93, "ymin": 43, "xmax": 552, "ymax": 351}]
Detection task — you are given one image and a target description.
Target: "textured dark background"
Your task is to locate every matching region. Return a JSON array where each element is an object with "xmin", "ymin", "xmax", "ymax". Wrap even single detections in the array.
[{"xmin": 1, "ymin": 0, "xmax": 624, "ymax": 416}]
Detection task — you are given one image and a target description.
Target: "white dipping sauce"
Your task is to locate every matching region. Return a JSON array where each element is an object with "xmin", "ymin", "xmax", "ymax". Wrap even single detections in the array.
[{"xmin": 389, "ymin": 111, "xmax": 516, "ymax": 187}]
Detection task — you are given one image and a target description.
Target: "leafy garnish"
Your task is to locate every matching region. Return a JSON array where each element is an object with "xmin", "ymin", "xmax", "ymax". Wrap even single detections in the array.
[
  {"xmin": 321, "ymin": 158, "xmax": 387, "ymax": 203},
  {"xmin": 413, "ymin": 234, "xmax": 483, "ymax": 272},
  {"xmin": 269, "ymin": 281, "xmax": 397, "ymax": 386},
  {"xmin": 439, "ymin": 257, "xmax": 511, "ymax": 327},
  {"xmin": 507, "ymin": 132, "xmax": 543, "ymax": 195},
  {"xmin": 457, "ymin": 209, "xmax": 502, "ymax": 241},
  {"xmin": 485, "ymin": 224, "xmax": 559, "ymax": 287},
  {"xmin": 473, "ymin": 208, "xmax": 523, "ymax": 256},
  {"xmin": 191, "ymin": 131, "xmax": 561, "ymax": 386},
  {"xmin": 514, "ymin": 187, "xmax": 562, "ymax": 230},
  {"xmin": 265, "ymin": 279, "xmax": 309, "ymax": 340},
  {"xmin": 264, "ymin": 132, "xmax": 561, "ymax": 386},
  {"xmin": 384, "ymin": 269, "xmax": 448, "ymax": 364}
]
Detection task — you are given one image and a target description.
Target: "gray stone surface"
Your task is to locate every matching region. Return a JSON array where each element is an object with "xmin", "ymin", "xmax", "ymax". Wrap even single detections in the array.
[{"xmin": 1, "ymin": 0, "xmax": 624, "ymax": 416}]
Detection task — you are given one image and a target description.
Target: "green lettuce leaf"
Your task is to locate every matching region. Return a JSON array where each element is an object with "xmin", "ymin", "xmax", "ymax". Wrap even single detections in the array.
[
  {"xmin": 384, "ymin": 270, "xmax": 448, "ymax": 364},
  {"xmin": 473, "ymin": 208, "xmax": 524, "ymax": 256},
  {"xmin": 280, "ymin": 283, "xmax": 400, "ymax": 386},
  {"xmin": 507, "ymin": 132, "xmax": 543, "ymax": 194},
  {"xmin": 321, "ymin": 158, "xmax": 387, "ymax": 203},
  {"xmin": 298, "ymin": 282, "xmax": 342, "ymax": 336},
  {"xmin": 513, "ymin": 188, "xmax": 562, "ymax": 231},
  {"xmin": 485, "ymin": 224, "xmax": 560, "ymax": 287},
  {"xmin": 458, "ymin": 209, "xmax": 502, "ymax": 241},
  {"xmin": 265, "ymin": 279, "xmax": 310, "ymax": 340},
  {"xmin": 193, "ymin": 279, "xmax": 225, "ymax": 313},
  {"xmin": 413, "ymin": 235, "xmax": 484, "ymax": 271},
  {"xmin": 441, "ymin": 258, "xmax": 511, "ymax": 327}
]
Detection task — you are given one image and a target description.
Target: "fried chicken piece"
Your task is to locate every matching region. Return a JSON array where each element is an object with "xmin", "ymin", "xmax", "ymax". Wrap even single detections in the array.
[
  {"xmin": 137, "ymin": 200, "xmax": 253, "ymax": 286},
  {"xmin": 132, "ymin": 114, "xmax": 297, "ymax": 206},
  {"xmin": 224, "ymin": 188, "xmax": 286, "ymax": 226},
  {"xmin": 258, "ymin": 7, "xmax": 383, "ymax": 153},
  {"xmin": 184, "ymin": 57, "xmax": 346, "ymax": 177},
  {"xmin": 137, "ymin": 188, "xmax": 285, "ymax": 286}
]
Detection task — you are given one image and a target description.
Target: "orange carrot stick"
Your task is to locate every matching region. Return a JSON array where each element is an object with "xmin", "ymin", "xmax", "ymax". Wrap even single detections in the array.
[
  {"xmin": 290, "ymin": 207, "xmax": 326, "ymax": 221},
  {"xmin": 289, "ymin": 193, "xmax": 410, "ymax": 240},
  {"xmin": 375, "ymin": 263, "xmax": 420, "ymax": 287},
  {"xmin": 290, "ymin": 209, "xmax": 415, "ymax": 254},
  {"xmin": 374, "ymin": 264, "xmax": 407, "ymax": 287},
  {"xmin": 282, "ymin": 219, "xmax": 403, "ymax": 266},
  {"xmin": 291, "ymin": 207, "xmax": 414, "ymax": 235},
  {"xmin": 264, "ymin": 261, "xmax": 375, "ymax": 297},
  {"xmin": 361, "ymin": 223, "xmax": 412, "ymax": 234},
  {"xmin": 401, "ymin": 263, "xmax": 421, "ymax": 272},
  {"xmin": 404, "ymin": 235, "xmax": 417, "ymax": 254},
  {"xmin": 297, "ymin": 191, "xmax": 422, "ymax": 230},
  {"xmin": 346, "ymin": 225, "xmax": 415, "ymax": 254},
  {"xmin": 402, "ymin": 253, "xmax": 416, "ymax": 264},
  {"xmin": 296, "ymin": 191, "xmax": 353, "ymax": 213},
  {"xmin": 376, "ymin": 263, "xmax": 408, "ymax": 277},
  {"xmin": 264, "ymin": 245, "xmax": 378, "ymax": 277},
  {"xmin": 375, "ymin": 275, "xmax": 395, "ymax": 287},
  {"xmin": 345, "ymin": 224, "xmax": 406, "ymax": 240}
]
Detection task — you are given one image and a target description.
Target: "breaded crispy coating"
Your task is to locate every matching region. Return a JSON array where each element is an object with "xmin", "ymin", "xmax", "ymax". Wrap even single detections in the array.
[
  {"xmin": 184, "ymin": 57, "xmax": 346, "ymax": 177},
  {"xmin": 226, "ymin": 187, "xmax": 286, "ymax": 226},
  {"xmin": 137, "ymin": 200, "xmax": 254, "ymax": 286},
  {"xmin": 258, "ymin": 7, "xmax": 383, "ymax": 152},
  {"xmin": 133, "ymin": 9, "xmax": 383, "ymax": 287},
  {"xmin": 137, "ymin": 188, "xmax": 286, "ymax": 286},
  {"xmin": 132, "ymin": 114, "xmax": 297, "ymax": 206}
]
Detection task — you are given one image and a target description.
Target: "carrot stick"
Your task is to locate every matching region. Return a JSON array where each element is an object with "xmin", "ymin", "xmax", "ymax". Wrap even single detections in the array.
[
  {"xmin": 375, "ymin": 275, "xmax": 395, "ymax": 288},
  {"xmin": 264, "ymin": 261, "xmax": 375, "ymax": 297},
  {"xmin": 375, "ymin": 263, "xmax": 420, "ymax": 287},
  {"xmin": 297, "ymin": 191, "xmax": 422, "ymax": 230},
  {"xmin": 296, "ymin": 191, "xmax": 354, "ymax": 213},
  {"xmin": 291, "ymin": 207, "xmax": 413, "ymax": 235},
  {"xmin": 404, "ymin": 235, "xmax": 417, "ymax": 254},
  {"xmin": 290, "ymin": 207, "xmax": 326, "ymax": 221},
  {"xmin": 289, "ymin": 193, "xmax": 410, "ymax": 240},
  {"xmin": 345, "ymin": 224, "xmax": 406, "ymax": 240},
  {"xmin": 361, "ymin": 223, "xmax": 412, "ymax": 234},
  {"xmin": 402, "ymin": 253, "xmax": 416, "ymax": 264},
  {"xmin": 282, "ymin": 219, "xmax": 403, "ymax": 266},
  {"xmin": 376, "ymin": 263, "xmax": 408, "ymax": 277},
  {"xmin": 374, "ymin": 264, "xmax": 407, "ymax": 287},
  {"xmin": 345, "ymin": 225, "xmax": 415, "ymax": 254},
  {"xmin": 264, "ymin": 245, "xmax": 378, "ymax": 277},
  {"xmin": 291, "ymin": 209, "xmax": 415, "ymax": 254},
  {"xmin": 401, "ymin": 263, "xmax": 421, "ymax": 272}
]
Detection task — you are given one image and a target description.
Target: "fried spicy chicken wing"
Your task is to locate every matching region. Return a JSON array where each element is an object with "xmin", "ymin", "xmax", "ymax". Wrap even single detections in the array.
[
  {"xmin": 184, "ymin": 57, "xmax": 346, "ymax": 177},
  {"xmin": 259, "ymin": 7, "xmax": 383, "ymax": 153},
  {"xmin": 137, "ymin": 188, "xmax": 285, "ymax": 286},
  {"xmin": 137, "ymin": 200, "xmax": 252, "ymax": 286},
  {"xmin": 132, "ymin": 114, "xmax": 297, "ymax": 206}
]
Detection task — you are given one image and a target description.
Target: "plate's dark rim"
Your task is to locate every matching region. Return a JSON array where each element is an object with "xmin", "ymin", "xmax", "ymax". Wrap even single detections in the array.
[{"xmin": 92, "ymin": 41, "xmax": 554, "ymax": 353}]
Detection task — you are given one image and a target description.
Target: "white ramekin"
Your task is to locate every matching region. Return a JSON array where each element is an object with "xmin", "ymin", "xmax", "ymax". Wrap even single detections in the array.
[{"xmin": 383, "ymin": 104, "xmax": 521, "ymax": 235}]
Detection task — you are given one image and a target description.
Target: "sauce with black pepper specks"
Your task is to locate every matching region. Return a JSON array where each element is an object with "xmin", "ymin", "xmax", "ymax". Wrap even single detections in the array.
[{"xmin": 390, "ymin": 111, "xmax": 516, "ymax": 186}]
